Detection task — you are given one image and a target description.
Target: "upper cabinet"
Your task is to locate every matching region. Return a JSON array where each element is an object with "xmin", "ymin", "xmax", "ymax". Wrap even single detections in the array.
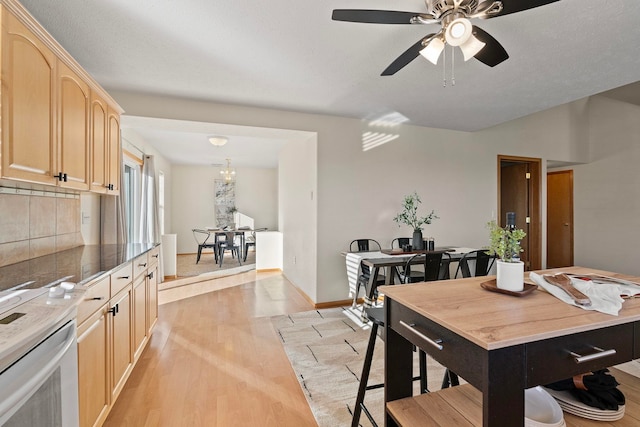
[
  {"xmin": 58, "ymin": 59, "xmax": 90, "ymax": 190},
  {"xmin": 0, "ymin": 0, "xmax": 123, "ymax": 192},
  {"xmin": 1, "ymin": 10, "xmax": 57, "ymax": 185}
]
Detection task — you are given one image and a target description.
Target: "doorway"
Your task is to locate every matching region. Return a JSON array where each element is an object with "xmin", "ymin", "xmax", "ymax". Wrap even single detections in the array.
[
  {"xmin": 546, "ymin": 170, "xmax": 574, "ymax": 267},
  {"xmin": 497, "ymin": 155, "xmax": 542, "ymax": 270}
]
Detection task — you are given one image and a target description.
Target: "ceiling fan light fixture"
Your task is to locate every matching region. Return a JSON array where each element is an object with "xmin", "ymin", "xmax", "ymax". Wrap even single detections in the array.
[
  {"xmin": 459, "ymin": 34, "xmax": 486, "ymax": 61},
  {"xmin": 419, "ymin": 37, "xmax": 445, "ymax": 65},
  {"xmin": 444, "ymin": 18, "xmax": 472, "ymax": 46},
  {"xmin": 209, "ymin": 136, "xmax": 228, "ymax": 146}
]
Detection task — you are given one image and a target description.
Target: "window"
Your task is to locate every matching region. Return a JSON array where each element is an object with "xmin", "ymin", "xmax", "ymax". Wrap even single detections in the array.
[{"xmin": 123, "ymin": 155, "xmax": 141, "ymax": 243}]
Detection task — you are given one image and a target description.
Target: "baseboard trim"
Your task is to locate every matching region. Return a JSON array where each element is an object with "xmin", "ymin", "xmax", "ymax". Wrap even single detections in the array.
[{"xmin": 256, "ymin": 268, "xmax": 282, "ymax": 273}]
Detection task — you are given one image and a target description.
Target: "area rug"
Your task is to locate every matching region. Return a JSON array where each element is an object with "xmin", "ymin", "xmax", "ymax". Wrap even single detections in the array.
[{"xmin": 271, "ymin": 307, "xmax": 449, "ymax": 427}]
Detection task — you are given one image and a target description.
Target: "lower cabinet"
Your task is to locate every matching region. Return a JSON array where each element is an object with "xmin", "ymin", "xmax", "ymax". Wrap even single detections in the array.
[
  {"xmin": 110, "ymin": 285, "xmax": 133, "ymax": 402},
  {"xmin": 77, "ymin": 307, "xmax": 109, "ymax": 427},
  {"xmin": 77, "ymin": 247, "xmax": 160, "ymax": 427},
  {"xmin": 133, "ymin": 274, "xmax": 147, "ymax": 360}
]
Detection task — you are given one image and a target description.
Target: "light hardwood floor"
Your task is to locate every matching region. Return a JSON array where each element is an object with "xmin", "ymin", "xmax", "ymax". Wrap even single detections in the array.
[{"xmin": 104, "ymin": 272, "xmax": 318, "ymax": 426}]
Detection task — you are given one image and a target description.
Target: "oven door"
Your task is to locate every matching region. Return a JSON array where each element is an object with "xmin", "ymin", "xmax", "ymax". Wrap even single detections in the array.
[{"xmin": 0, "ymin": 319, "xmax": 79, "ymax": 427}]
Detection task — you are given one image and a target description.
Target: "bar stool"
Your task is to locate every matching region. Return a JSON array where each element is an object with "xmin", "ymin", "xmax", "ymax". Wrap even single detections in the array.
[{"xmin": 351, "ymin": 307, "xmax": 428, "ymax": 427}]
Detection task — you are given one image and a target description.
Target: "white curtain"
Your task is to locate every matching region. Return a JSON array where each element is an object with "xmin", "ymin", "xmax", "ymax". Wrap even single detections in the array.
[{"xmin": 139, "ymin": 155, "xmax": 164, "ymax": 282}]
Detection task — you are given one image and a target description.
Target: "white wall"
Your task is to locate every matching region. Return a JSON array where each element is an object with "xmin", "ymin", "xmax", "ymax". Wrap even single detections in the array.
[
  {"xmin": 171, "ymin": 164, "xmax": 277, "ymax": 254},
  {"xmin": 569, "ymin": 96, "xmax": 640, "ymax": 275},
  {"xmin": 111, "ymin": 90, "xmax": 629, "ymax": 305},
  {"xmin": 279, "ymin": 135, "xmax": 317, "ymax": 301}
]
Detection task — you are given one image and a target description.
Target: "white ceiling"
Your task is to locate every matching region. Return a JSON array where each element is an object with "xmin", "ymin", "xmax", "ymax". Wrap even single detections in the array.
[{"xmin": 18, "ymin": 0, "xmax": 640, "ymax": 165}]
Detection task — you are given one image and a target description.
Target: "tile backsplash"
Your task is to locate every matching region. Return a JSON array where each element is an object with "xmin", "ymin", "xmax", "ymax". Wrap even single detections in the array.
[{"xmin": 0, "ymin": 191, "xmax": 83, "ymax": 268}]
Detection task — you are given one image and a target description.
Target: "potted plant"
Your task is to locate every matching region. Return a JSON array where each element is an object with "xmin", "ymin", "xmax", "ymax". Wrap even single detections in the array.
[
  {"xmin": 486, "ymin": 219, "xmax": 526, "ymax": 291},
  {"xmin": 393, "ymin": 192, "xmax": 438, "ymax": 250}
]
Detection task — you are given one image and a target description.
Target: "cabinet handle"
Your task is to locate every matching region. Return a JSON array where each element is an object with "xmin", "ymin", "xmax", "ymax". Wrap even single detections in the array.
[
  {"xmin": 139, "ymin": 263, "xmax": 147, "ymax": 268},
  {"xmin": 570, "ymin": 347, "xmax": 616, "ymax": 363},
  {"xmin": 86, "ymin": 297, "xmax": 105, "ymax": 301},
  {"xmin": 54, "ymin": 172, "xmax": 68, "ymax": 182},
  {"xmin": 152, "ymin": 254, "xmax": 159, "ymax": 258},
  {"xmin": 147, "ymin": 271, "xmax": 154, "ymax": 280},
  {"xmin": 108, "ymin": 306, "xmax": 117, "ymax": 317},
  {"xmin": 118, "ymin": 276, "xmax": 130, "ymax": 280},
  {"xmin": 399, "ymin": 320, "xmax": 443, "ymax": 351}
]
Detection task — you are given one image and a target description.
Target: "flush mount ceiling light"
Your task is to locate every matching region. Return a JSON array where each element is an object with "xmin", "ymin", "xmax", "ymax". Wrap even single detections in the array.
[
  {"xmin": 220, "ymin": 158, "xmax": 236, "ymax": 182},
  {"xmin": 332, "ymin": 0, "xmax": 562, "ymax": 78},
  {"xmin": 209, "ymin": 136, "xmax": 228, "ymax": 146}
]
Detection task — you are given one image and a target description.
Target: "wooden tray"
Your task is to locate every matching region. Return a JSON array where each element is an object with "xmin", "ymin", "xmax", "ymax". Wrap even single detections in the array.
[{"xmin": 480, "ymin": 279, "xmax": 537, "ymax": 297}]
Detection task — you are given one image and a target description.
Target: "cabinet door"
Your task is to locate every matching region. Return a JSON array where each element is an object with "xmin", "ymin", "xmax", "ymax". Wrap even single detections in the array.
[
  {"xmin": 147, "ymin": 265, "xmax": 158, "ymax": 334},
  {"xmin": 133, "ymin": 274, "xmax": 147, "ymax": 361},
  {"xmin": 106, "ymin": 107, "xmax": 121, "ymax": 194},
  {"xmin": 90, "ymin": 92, "xmax": 107, "ymax": 193},
  {"xmin": 1, "ymin": 11, "xmax": 57, "ymax": 184},
  {"xmin": 110, "ymin": 286, "xmax": 132, "ymax": 401},
  {"xmin": 58, "ymin": 60, "xmax": 90, "ymax": 190},
  {"xmin": 78, "ymin": 308, "xmax": 110, "ymax": 427}
]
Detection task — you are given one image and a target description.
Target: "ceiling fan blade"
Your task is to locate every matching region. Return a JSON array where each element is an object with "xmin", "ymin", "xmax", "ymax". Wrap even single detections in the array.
[
  {"xmin": 495, "ymin": 0, "xmax": 560, "ymax": 17},
  {"xmin": 381, "ymin": 35, "xmax": 436, "ymax": 76},
  {"xmin": 332, "ymin": 9, "xmax": 421, "ymax": 24},
  {"xmin": 472, "ymin": 26, "xmax": 509, "ymax": 67}
]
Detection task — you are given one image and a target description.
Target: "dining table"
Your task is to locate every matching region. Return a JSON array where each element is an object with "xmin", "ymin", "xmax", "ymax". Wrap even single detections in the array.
[
  {"xmin": 380, "ymin": 266, "xmax": 640, "ymax": 426},
  {"xmin": 206, "ymin": 227, "xmax": 253, "ymax": 260},
  {"xmin": 348, "ymin": 247, "xmax": 478, "ymax": 320}
]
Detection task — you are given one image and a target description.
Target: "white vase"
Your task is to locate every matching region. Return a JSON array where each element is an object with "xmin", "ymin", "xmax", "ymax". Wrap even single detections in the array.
[{"xmin": 496, "ymin": 260, "xmax": 524, "ymax": 292}]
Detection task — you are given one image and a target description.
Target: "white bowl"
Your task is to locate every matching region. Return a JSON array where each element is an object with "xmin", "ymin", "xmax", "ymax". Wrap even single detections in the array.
[{"xmin": 524, "ymin": 386, "xmax": 565, "ymax": 426}]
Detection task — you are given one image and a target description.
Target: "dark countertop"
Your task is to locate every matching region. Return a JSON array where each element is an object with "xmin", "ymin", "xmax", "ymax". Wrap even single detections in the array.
[{"xmin": 0, "ymin": 243, "xmax": 159, "ymax": 291}]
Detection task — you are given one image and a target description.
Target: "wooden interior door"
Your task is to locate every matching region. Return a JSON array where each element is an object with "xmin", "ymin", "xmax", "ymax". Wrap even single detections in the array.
[
  {"xmin": 498, "ymin": 156, "xmax": 542, "ymax": 270},
  {"xmin": 547, "ymin": 170, "xmax": 574, "ymax": 267}
]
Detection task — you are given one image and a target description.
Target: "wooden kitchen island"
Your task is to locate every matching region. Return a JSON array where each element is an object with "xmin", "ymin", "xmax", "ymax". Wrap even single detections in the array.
[{"xmin": 380, "ymin": 266, "xmax": 640, "ymax": 426}]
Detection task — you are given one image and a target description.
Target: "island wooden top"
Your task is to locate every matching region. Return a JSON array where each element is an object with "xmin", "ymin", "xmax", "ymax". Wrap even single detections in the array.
[{"xmin": 379, "ymin": 266, "xmax": 640, "ymax": 350}]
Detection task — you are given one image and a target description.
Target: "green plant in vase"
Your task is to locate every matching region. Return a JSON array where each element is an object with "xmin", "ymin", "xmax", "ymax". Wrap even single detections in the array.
[
  {"xmin": 486, "ymin": 219, "xmax": 526, "ymax": 291},
  {"xmin": 393, "ymin": 192, "xmax": 438, "ymax": 250}
]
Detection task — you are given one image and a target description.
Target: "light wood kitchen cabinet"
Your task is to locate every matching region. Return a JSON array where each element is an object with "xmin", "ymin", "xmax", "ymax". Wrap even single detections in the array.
[
  {"xmin": 90, "ymin": 93, "xmax": 108, "ymax": 193},
  {"xmin": 77, "ymin": 307, "xmax": 110, "ymax": 427},
  {"xmin": 57, "ymin": 59, "xmax": 90, "ymax": 190},
  {"xmin": 1, "ymin": 9, "xmax": 57, "ymax": 185},
  {"xmin": 132, "ymin": 273, "xmax": 147, "ymax": 361},
  {"xmin": 0, "ymin": 1, "xmax": 122, "ymax": 192},
  {"xmin": 77, "ymin": 246, "xmax": 159, "ymax": 427},
  {"xmin": 110, "ymin": 284, "xmax": 133, "ymax": 402},
  {"xmin": 147, "ymin": 262, "xmax": 159, "ymax": 334},
  {"xmin": 90, "ymin": 95, "xmax": 121, "ymax": 194},
  {"xmin": 106, "ymin": 108, "xmax": 121, "ymax": 194}
]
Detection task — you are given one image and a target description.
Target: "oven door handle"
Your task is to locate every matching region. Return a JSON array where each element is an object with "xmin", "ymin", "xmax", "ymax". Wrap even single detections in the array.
[{"xmin": 0, "ymin": 320, "xmax": 76, "ymax": 424}]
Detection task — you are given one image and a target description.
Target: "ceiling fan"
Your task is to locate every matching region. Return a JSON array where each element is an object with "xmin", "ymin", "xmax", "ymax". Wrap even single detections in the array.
[{"xmin": 332, "ymin": 0, "xmax": 560, "ymax": 76}]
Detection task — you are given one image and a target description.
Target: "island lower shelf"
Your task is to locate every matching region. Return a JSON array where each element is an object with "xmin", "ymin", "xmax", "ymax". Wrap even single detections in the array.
[{"xmin": 387, "ymin": 367, "xmax": 640, "ymax": 426}]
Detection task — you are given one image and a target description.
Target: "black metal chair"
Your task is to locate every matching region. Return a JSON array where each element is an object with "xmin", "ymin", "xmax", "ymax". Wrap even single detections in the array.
[
  {"xmin": 349, "ymin": 239, "xmax": 386, "ymax": 302},
  {"xmin": 192, "ymin": 229, "xmax": 216, "ymax": 264},
  {"xmin": 454, "ymin": 249, "xmax": 496, "ymax": 278},
  {"xmin": 243, "ymin": 228, "xmax": 268, "ymax": 262},
  {"xmin": 401, "ymin": 251, "xmax": 451, "ymax": 283},
  {"xmin": 217, "ymin": 232, "xmax": 242, "ymax": 267},
  {"xmin": 351, "ymin": 307, "xmax": 428, "ymax": 427}
]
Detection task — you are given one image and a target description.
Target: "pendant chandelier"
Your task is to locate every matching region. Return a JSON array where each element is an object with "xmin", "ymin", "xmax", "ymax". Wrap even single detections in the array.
[{"xmin": 220, "ymin": 158, "xmax": 236, "ymax": 182}]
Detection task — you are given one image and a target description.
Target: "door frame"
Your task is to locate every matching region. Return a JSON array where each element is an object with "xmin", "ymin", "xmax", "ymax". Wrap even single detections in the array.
[{"xmin": 497, "ymin": 155, "xmax": 542, "ymax": 270}]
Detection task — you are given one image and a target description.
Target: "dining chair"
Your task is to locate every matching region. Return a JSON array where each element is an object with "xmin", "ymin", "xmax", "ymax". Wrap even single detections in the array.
[
  {"xmin": 192, "ymin": 229, "xmax": 216, "ymax": 264},
  {"xmin": 401, "ymin": 251, "xmax": 450, "ymax": 283},
  {"xmin": 454, "ymin": 249, "xmax": 496, "ymax": 278},
  {"xmin": 349, "ymin": 239, "xmax": 385, "ymax": 303},
  {"xmin": 243, "ymin": 228, "xmax": 268, "ymax": 262},
  {"xmin": 390, "ymin": 237, "xmax": 411, "ymax": 250},
  {"xmin": 217, "ymin": 232, "xmax": 242, "ymax": 267}
]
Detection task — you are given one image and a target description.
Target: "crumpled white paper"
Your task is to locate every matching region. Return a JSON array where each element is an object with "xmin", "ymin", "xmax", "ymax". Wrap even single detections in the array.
[{"xmin": 529, "ymin": 272, "xmax": 640, "ymax": 316}]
